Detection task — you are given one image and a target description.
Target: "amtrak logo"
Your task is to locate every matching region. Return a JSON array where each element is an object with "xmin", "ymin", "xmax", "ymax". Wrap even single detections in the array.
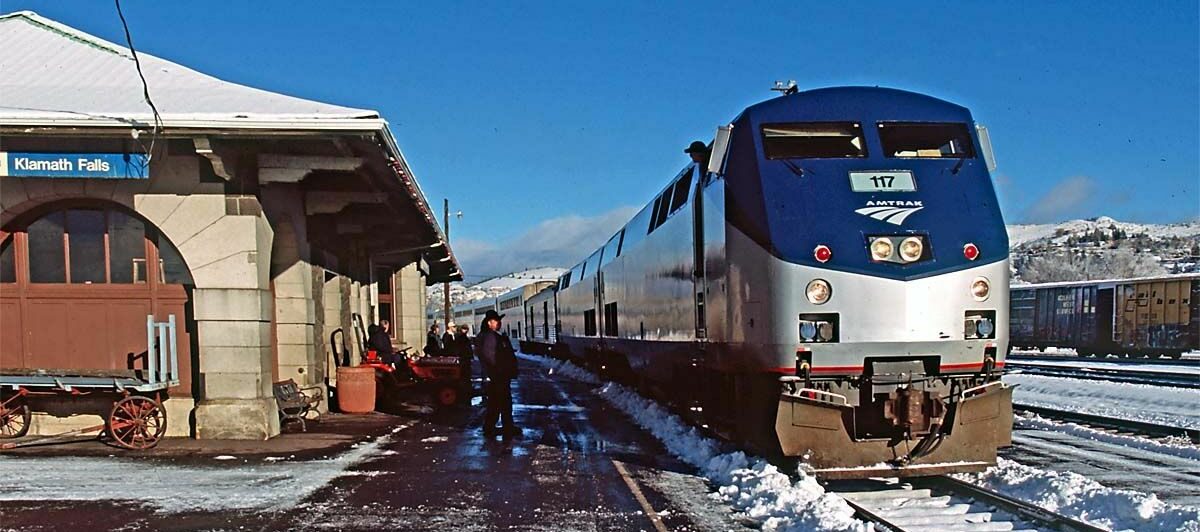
[{"xmin": 855, "ymin": 200, "xmax": 924, "ymax": 226}]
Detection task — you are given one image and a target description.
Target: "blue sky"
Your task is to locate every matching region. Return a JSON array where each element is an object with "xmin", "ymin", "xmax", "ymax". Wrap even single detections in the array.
[{"xmin": 5, "ymin": 1, "xmax": 1198, "ymax": 279}]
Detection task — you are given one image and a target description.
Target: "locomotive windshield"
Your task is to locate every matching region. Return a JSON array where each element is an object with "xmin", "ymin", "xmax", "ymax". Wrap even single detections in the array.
[
  {"xmin": 878, "ymin": 122, "xmax": 975, "ymax": 158},
  {"xmin": 761, "ymin": 122, "xmax": 865, "ymax": 159}
]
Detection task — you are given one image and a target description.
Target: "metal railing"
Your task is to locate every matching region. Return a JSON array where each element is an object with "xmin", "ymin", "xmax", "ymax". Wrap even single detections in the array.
[{"xmin": 145, "ymin": 314, "xmax": 180, "ymax": 388}]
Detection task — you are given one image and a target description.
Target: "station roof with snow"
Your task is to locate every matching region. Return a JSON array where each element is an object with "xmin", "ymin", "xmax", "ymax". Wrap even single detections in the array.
[{"xmin": 0, "ymin": 11, "xmax": 461, "ymax": 282}]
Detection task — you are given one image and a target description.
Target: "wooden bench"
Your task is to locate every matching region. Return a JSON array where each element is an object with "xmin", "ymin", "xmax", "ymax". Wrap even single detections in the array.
[{"xmin": 273, "ymin": 379, "xmax": 323, "ymax": 432}]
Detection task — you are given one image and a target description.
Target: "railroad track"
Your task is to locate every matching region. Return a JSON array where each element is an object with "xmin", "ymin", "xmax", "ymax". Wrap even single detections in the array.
[
  {"xmin": 1008, "ymin": 352, "xmax": 1199, "ymax": 367},
  {"xmin": 1005, "ymin": 362, "xmax": 1200, "ymax": 389},
  {"xmin": 831, "ymin": 475, "xmax": 1105, "ymax": 532},
  {"xmin": 1013, "ymin": 403, "xmax": 1200, "ymax": 443}
]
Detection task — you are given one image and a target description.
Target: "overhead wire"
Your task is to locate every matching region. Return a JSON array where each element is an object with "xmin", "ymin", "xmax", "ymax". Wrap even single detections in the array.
[{"xmin": 114, "ymin": 0, "xmax": 163, "ymax": 169}]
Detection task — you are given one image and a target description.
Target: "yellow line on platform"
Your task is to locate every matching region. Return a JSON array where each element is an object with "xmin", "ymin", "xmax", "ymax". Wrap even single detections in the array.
[{"xmin": 611, "ymin": 459, "xmax": 669, "ymax": 532}]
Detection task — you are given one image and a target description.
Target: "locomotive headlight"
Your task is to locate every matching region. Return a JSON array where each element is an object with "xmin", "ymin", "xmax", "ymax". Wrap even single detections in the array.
[
  {"xmin": 870, "ymin": 238, "xmax": 893, "ymax": 261},
  {"xmin": 899, "ymin": 237, "xmax": 923, "ymax": 263},
  {"xmin": 799, "ymin": 321, "xmax": 818, "ymax": 341},
  {"xmin": 817, "ymin": 321, "xmax": 835, "ymax": 342},
  {"xmin": 806, "ymin": 279, "xmax": 831, "ymax": 305},
  {"xmin": 971, "ymin": 277, "xmax": 991, "ymax": 301},
  {"xmin": 977, "ymin": 318, "xmax": 995, "ymax": 338}
]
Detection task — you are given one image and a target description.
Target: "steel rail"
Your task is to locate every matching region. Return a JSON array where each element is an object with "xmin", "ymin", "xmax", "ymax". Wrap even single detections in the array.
[
  {"xmin": 1006, "ymin": 363, "xmax": 1200, "ymax": 389},
  {"xmin": 831, "ymin": 475, "xmax": 1109, "ymax": 531},
  {"xmin": 912, "ymin": 476, "xmax": 1107, "ymax": 532},
  {"xmin": 1013, "ymin": 403, "xmax": 1200, "ymax": 443},
  {"xmin": 1007, "ymin": 353, "xmax": 1199, "ymax": 367}
]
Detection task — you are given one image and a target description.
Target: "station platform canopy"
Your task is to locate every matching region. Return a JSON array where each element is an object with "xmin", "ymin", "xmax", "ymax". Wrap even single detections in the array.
[{"xmin": 0, "ymin": 10, "xmax": 461, "ymax": 283}]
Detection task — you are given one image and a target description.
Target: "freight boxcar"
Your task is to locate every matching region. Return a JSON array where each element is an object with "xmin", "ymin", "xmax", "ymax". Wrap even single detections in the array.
[{"xmin": 1009, "ymin": 274, "xmax": 1199, "ymax": 358}]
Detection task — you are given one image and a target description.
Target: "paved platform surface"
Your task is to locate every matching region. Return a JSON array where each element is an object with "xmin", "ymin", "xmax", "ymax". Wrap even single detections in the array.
[{"xmin": 0, "ymin": 361, "xmax": 752, "ymax": 531}]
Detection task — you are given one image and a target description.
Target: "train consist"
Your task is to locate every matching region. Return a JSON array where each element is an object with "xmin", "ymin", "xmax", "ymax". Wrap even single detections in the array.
[
  {"xmin": 506, "ymin": 86, "xmax": 1013, "ymax": 478},
  {"xmin": 451, "ymin": 281, "xmax": 556, "ymax": 339},
  {"xmin": 1010, "ymin": 275, "xmax": 1199, "ymax": 358}
]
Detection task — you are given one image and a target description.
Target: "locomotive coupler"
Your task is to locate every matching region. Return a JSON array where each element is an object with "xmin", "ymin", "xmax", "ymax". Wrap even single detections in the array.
[{"xmin": 883, "ymin": 387, "xmax": 946, "ymax": 434}]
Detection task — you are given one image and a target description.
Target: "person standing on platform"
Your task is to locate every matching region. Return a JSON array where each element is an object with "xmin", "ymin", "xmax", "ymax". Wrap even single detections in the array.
[
  {"xmin": 425, "ymin": 323, "xmax": 443, "ymax": 356},
  {"xmin": 442, "ymin": 323, "xmax": 457, "ymax": 357},
  {"xmin": 477, "ymin": 310, "xmax": 518, "ymax": 437},
  {"xmin": 454, "ymin": 324, "xmax": 474, "ymax": 397}
]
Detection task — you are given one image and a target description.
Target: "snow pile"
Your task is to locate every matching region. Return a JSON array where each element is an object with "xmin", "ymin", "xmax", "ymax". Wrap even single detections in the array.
[
  {"xmin": 961, "ymin": 458, "xmax": 1200, "ymax": 531},
  {"xmin": 522, "ymin": 354, "xmax": 867, "ymax": 532},
  {"xmin": 1006, "ymin": 373, "xmax": 1200, "ymax": 429},
  {"xmin": 519, "ymin": 353, "xmax": 599, "ymax": 384},
  {"xmin": 1018, "ymin": 415, "xmax": 1200, "ymax": 461}
]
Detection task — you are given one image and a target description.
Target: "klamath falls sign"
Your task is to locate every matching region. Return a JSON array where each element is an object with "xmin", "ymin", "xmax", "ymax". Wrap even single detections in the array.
[{"xmin": 0, "ymin": 152, "xmax": 149, "ymax": 179}]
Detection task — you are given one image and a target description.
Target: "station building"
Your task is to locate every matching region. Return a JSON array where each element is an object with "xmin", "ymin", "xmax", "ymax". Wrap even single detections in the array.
[{"xmin": 0, "ymin": 12, "xmax": 460, "ymax": 439}]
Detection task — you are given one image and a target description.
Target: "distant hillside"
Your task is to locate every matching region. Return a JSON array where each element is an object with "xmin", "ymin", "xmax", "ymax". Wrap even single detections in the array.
[{"xmin": 1008, "ymin": 217, "xmax": 1200, "ymax": 283}]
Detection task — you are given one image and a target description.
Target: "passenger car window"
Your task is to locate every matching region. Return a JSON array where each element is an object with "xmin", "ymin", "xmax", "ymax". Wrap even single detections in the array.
[
  {"xmin": 761, "ymin": 122, "xmax": 865, "ymax": 159},
  {"xmin": 878, "ymin": 122, "xmax": 975, "ymax": 158}
]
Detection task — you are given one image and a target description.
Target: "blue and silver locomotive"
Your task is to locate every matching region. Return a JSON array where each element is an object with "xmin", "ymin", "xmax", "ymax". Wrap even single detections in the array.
[{"xmin": 531, "ymin": 86, "xmax": 1012, "ymax": 477}]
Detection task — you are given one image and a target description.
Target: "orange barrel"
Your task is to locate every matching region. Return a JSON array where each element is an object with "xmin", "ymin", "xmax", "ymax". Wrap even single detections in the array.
[{"xmin": 336, "ymin": 366, "xmax": 377, "ymax": 413}]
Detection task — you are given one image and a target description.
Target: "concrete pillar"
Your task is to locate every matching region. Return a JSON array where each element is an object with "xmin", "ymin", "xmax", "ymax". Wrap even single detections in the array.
[
  {"xmin": 323, "ymin": 272, "xmax": 346, "ymax": 387},
  {"xmin": 274, "ymin": 260, "xmax": 318, "ymax": 386},
  {"xmin": 191, "ymin": 288, "xmax": 279, "ymax": 439},
  {"xmin": 394, "ymin": 262, "xmax": 427, "ymax": 349},
  {"xmin": 189, "ymin": 202, "xmax": 280, "ymax": 440},
  {"xmin": 348, "ymin": 280, "xmax": 362, "ymax": 362}
]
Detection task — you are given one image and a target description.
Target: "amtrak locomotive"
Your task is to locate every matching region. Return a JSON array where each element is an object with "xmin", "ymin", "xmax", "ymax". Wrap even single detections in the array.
[{"xmin": 526, "ymin": 86, "xmax": 1012, "ymax": 478}]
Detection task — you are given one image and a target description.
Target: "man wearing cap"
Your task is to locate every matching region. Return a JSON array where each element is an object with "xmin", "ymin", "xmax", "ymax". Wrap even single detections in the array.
[
  {"xmin": 477, "ymin": 309, "xmax": 518, "ymax": 437},
  {"xmin": 685, "ymin": 140, "xmax": 710, "ymax": 179}
]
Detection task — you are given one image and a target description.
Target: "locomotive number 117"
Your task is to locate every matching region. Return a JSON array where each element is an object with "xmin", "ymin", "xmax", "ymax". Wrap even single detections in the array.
[{"xmin": 849, "ymin": 170, "xmax": 917, "ymax": 192}]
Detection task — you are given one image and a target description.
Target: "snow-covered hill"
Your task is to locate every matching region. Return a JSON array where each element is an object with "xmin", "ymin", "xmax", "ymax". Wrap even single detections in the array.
[
  {"xmin": 427, "ymin": 267, "xmax": 567, "ymax": 315},
  {"xmin": 1008, "ymin": 216, "xmax": 1200, "ymax": 282},
  {"xmin": 1007, "ymin": 216, "xmax": 1200, "ymax": 248}
]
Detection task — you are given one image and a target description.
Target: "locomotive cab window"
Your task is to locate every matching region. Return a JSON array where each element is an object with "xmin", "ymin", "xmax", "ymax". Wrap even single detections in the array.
[
  {"xmin": 878, "ymin": 122, "xmax": 975, "ymax": 158},
  {"xmin": 761, "ymin": 122, "xmax": 865, "ymax": 159}
]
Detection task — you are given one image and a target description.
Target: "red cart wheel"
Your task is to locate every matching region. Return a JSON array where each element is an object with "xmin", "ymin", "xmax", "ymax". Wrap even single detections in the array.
[
  {"xmin": 108, "ymin": 396, "xmax": 167, "ymax": 450},
  {"xmin": 0, "ymin": 396, "xmax": 31, "ymax": 438}
]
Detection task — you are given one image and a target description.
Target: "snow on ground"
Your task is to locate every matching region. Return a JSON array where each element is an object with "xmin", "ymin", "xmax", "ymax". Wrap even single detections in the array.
[
  {"xmin": 1009, "ymin": 358, "xmax": 1200, "ymax": 375},
  {"xmin": 1018, "ymin": 414, "xmax": 1200, "ymax": 461},
  {"xmin": 959, "ymin": 458, "xmax": 1200, "ymax": 532},
  {"xmin": 1005, "ymin": 373, "xmax": 1200, "ymax": 429},
  {"xmin": 523, "ymin": 354, "xmax": 869, "ymax": 532},
  {"xmin": 0, "ymin": 424, "xmax": 412, "ymax": 513}
]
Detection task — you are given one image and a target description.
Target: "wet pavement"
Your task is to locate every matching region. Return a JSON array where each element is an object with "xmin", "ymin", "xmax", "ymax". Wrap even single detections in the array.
[{"xmin": 0, "ymin": 361, "xmax": 752, "ymax": 531}]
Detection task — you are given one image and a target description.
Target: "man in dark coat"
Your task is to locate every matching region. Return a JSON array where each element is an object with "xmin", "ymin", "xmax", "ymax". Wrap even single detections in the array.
[
  {"xmin": 424, "ymin": 323, "xmax": 442, "ymax": 356},
  {"xmin": 367, "ymin": 323, "xmax": 396, "ymax": 364},
  {"xmin": 441, "ymin": 323, "xmax": 457, "ymax": 357},
  {"xmin": 454, "ymin": 324, "xmax": 474, "ymax": 393},
  {"xmin": 477, "ymin": 310, "xmax": 518, "ymax": 437}
]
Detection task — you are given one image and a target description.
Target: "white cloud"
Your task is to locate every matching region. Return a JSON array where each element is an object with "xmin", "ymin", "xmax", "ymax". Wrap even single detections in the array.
[
  {"xmin": 1023, "ymin": 175, "xmax": 1096, "ymax": 223},
  {"xmin": 455, "ymin": 205, "xmax": 639, "ymax": 280}
]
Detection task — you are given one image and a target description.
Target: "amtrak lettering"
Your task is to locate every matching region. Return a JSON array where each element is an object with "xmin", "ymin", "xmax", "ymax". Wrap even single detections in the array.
[{"xmin": 854, "ymin": 200, "xmax": 924, "ymax": 226}]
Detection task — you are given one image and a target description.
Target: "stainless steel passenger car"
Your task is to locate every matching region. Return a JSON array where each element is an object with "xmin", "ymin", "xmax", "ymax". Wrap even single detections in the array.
[{"xmin": 548, "ymin": 86, "xmax": 1013, "ymax": 478}]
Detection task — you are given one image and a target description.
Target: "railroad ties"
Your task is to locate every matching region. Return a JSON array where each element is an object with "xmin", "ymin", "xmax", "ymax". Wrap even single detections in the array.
[{"xmin": 831, "ymin": 476, "xmax": 1105, "ymax": 532}]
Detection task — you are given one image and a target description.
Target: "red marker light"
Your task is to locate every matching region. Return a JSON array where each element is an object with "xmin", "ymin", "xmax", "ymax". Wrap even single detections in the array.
[
  {"xmin": 963, "ymin": 243, "xmax": 980, "ymax": 261},
  {"xmin": 814, "ymin": 245, "xmax": 832, "ymax": 263}
]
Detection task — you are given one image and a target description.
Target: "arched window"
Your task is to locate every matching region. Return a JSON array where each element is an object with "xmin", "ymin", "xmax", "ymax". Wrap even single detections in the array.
[{"xmin": 1, "ymin": 205, "xmax": 192, "ymax": 286}]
